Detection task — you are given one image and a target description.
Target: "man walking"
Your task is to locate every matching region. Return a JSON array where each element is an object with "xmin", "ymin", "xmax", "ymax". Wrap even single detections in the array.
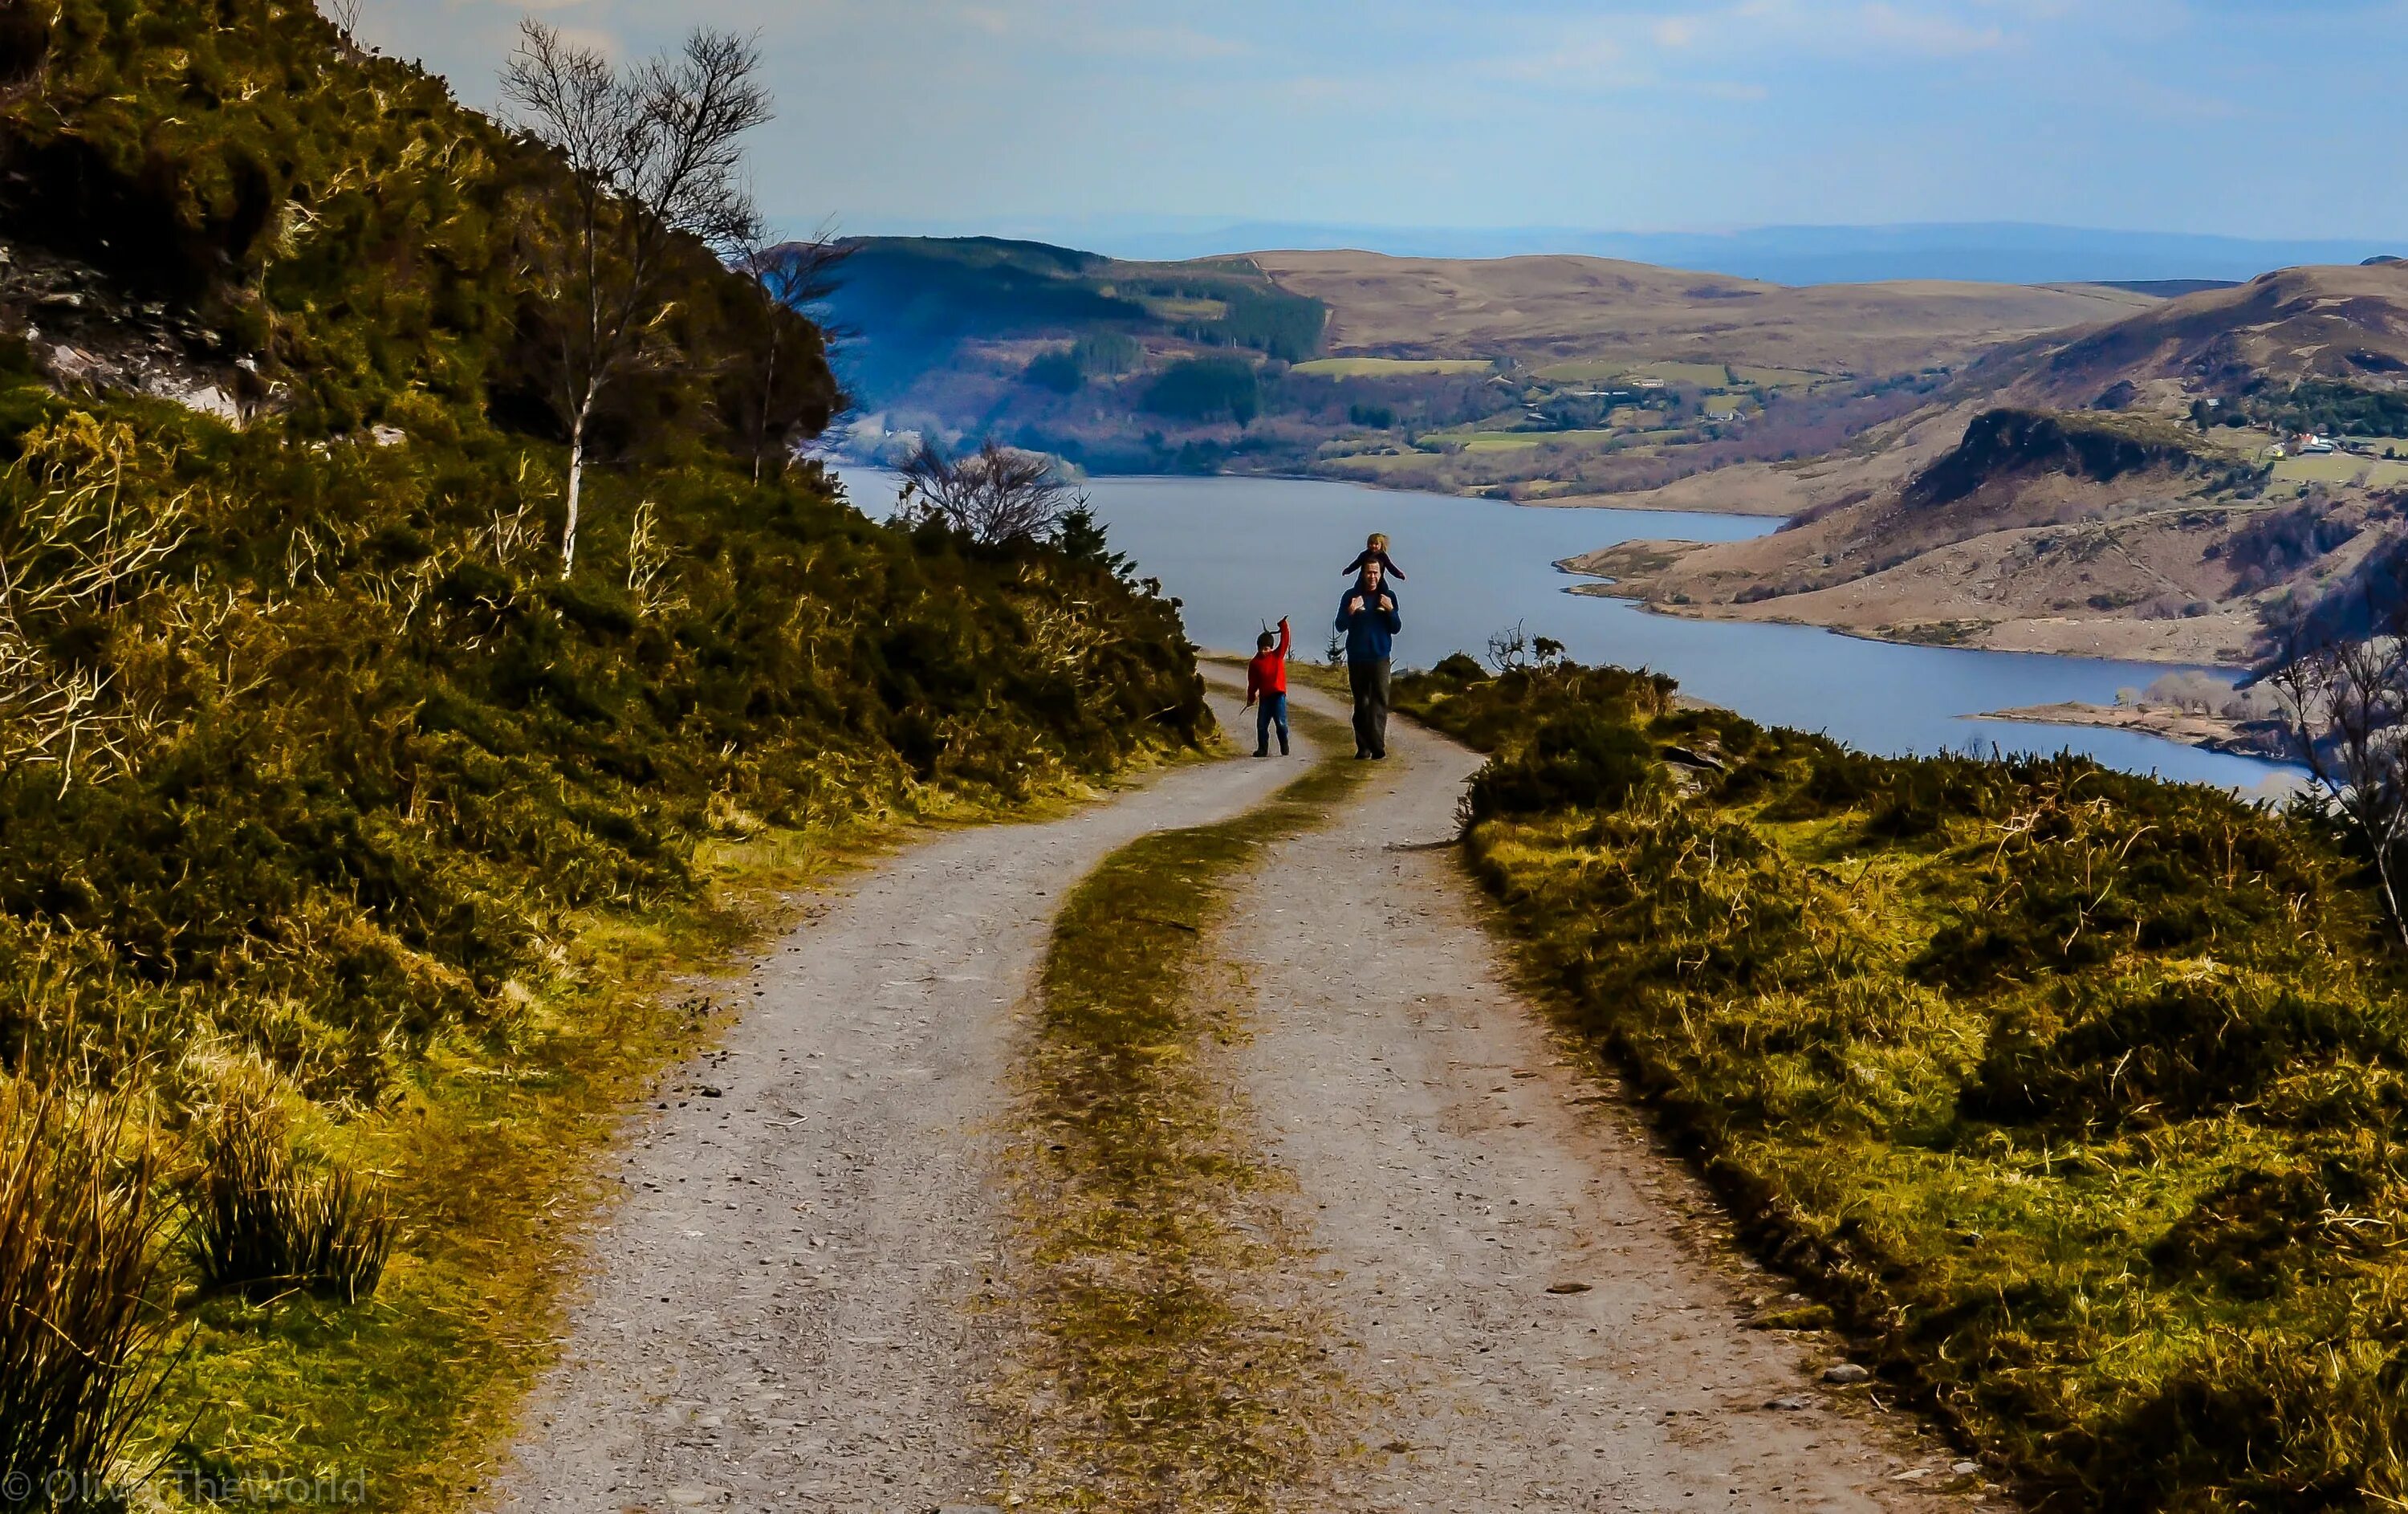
[{"xmin": 1334, "ymin": 560, "xmax": 1402, "ymax": 759}]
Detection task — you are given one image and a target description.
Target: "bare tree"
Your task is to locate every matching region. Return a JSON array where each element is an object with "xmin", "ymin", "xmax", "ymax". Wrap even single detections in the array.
[
  {"xmin": 896, "ymin": 439, "xmax": 1080, "ymax": 546},
  {"xmin": 502, "ymin": 23, "xmax": 771, "ymax": 576},
  {"xmin": 1486, "ymin": 621, "xmax": 1531, "ymax": 674},
  {"xmin": 2268, "ymin": 601, "xmax": 2408, "ymax": 949},
  {"xmin": 732, "ymin": 226, "xmax": 852, "ymax": 486}
]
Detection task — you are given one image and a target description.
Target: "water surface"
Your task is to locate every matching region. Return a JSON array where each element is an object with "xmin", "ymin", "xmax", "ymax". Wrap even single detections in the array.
[{"xmin": 836, "ymin": 469, "xmax": 2291, "ymax": 790}]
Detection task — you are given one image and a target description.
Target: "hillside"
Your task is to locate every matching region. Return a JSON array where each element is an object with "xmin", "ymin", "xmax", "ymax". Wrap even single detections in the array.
[
  {"xmin": 1251, "ymin": 250, "xmax": 2152, "ymax": 373},
  {"xmin": 2008, "ymin": 261, "xmax": 2408, "ymax": 407},
  {"xmin": 821, "ymin": 236, "xmax": 2150, "ymax": 497},
  {"xmin": 823, "ymin": 236, "xmax": 1327, "ymax": 401},
  {"xmin": 1572, "ymin": 265, "xmax": 2408, "ymax": 665},
  {"xmin": 0, "ymin": 4, "xmax": 1206, "ymax": 1506}
]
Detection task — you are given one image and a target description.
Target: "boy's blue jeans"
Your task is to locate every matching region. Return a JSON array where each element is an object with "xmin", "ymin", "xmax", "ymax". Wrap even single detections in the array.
[{"xmin": 1255, "ymin": 693, "xmax": 1289, "ymax": 755}]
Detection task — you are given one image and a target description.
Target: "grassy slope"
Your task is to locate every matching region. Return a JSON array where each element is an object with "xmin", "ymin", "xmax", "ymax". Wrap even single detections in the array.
[
  {"xmin": 0, "ymin": 3, "xmax": 1210, "ymax": 1504},
  {"xmin": 1399, "ymin": 659, "xmax": 2408, "ymax": 1512}
]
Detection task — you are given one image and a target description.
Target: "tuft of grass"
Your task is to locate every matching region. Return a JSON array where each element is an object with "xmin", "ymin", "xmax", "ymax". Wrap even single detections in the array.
[
  {"xmin": 989, "ymin": 707, "xmax": 1367, "ymax": 1512},
  {"xmin": 0, "ymin": 1083, "xmax": 174, "ymax": 1510},
  {"xmin": 1398, "ymin": 657, "xmax": 2408, "ymax": 1511},
  {"xmin": 185, "ymin": 1066, "xmax": 394, "ymax": 1306}
]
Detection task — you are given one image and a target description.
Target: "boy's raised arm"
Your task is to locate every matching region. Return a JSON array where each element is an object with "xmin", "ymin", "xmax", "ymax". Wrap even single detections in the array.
[{"xmin": 1276, "ymin": 616, "xmax": 1291, "ymax": 658}]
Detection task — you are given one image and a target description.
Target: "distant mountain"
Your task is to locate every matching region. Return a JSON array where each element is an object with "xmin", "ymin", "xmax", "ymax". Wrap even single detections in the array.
[{"xmin": 868, "ymin": 218, "xmax": 2399, "ymax": 288}]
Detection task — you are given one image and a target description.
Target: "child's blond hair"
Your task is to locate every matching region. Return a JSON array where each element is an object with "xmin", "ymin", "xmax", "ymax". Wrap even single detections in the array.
[{"xmin": 1366, "ymin": 531, "xmax": 1389, "ymax": 551}]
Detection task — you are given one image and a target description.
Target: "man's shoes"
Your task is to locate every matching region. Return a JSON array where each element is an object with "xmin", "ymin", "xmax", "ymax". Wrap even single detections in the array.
[
  {"xmin": 1254, "ymin": 748, "xmax": 1267, "ymax": 759},
  {"xmin": 1353, "ymin": 751, "xmax": 1369, "ymax": 760},
  {"xmin": 1373, "ymin": 751, "xmax": 1388, "ymax": 759}
]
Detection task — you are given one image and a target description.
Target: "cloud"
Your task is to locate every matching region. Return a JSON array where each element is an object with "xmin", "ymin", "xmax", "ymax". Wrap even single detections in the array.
[
  {"xmin": 1855, "ymin": 2, "xmax": 2005, "ymax": 55},
  {"xmin": 1073, "ymin": 24, "xmax": 1252, "ymax": 61}
]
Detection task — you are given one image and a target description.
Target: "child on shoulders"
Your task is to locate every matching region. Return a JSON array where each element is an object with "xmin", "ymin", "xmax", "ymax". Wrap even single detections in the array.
[{"xmin": 1341, "ymin": 532, "xmax": 1405, "ymax": 594}]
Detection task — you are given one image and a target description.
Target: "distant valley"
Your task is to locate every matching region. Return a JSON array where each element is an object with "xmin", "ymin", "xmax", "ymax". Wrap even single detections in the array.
[{"xmin": 819, "ymin": 234, "xmax": 2150, "ymax": 499}]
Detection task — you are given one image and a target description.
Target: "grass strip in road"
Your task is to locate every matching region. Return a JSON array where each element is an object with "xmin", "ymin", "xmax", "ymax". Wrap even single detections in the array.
[{"xmin": 992, "ymin": 708, "xmax": 1367, "ymax": 1512}]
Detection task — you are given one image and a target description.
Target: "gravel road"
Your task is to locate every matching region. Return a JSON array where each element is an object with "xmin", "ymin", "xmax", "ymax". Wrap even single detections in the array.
[
  {"xmin": 493, "ymin": 675, "xmax": 2009, "ymax": 1513},
  {"xmin": 490, "ymin": 692, "xmax": 1290, "ymax": 1514},
  {"xmin": 1226, "ymin": 684, "xmax": 1998, "ymax": 1512}
]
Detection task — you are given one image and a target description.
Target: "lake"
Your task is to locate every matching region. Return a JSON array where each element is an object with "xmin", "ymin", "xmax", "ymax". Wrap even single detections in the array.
[{"xmin": 834, "ymin": 468, "xmax": 2294, "ymax": 791}]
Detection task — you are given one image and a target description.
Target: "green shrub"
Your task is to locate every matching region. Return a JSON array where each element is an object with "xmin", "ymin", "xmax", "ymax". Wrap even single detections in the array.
[
  {"xmin": 1466, "ymin": 713, "xmax": 1658, "ymax": 819},
  {"xmin": 1963, "ymin": 973, "xmax": 2385, "ymax": 1133}
]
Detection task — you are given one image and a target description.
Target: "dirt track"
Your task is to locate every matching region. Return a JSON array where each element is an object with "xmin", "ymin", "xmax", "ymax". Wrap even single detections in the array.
[
  {"xmin": 1225, "ymin": 684, "xmax": 1993, "ymax": 1511},
  {"xmin": 492, "ymin": 679, "xmax": 2005, "ymax": 1512},
  {"xmin": 490, "ymin": 698, "xmax": 1295, "ymax": 1513}
]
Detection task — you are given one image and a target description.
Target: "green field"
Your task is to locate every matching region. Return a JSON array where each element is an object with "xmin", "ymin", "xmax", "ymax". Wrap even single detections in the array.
[
  {"xmin": 1143, "ymin": 296, "xmax": 1230, "ymax": 323},
  {"xmin": 1418, "ymin": 426, "xmax": 1625, "ymax": 454},
  {"xmin": 1530, "ymin": 360, "xmax": 1637, "ymax": 385},
  {"xmin": 1291, "ymin": 356, "xmax": 1496, "ymax": 377},
  {"xmin": 2270, "ymin": 453, "xmax": 2408, "ymax": 487},
  {"xmin": 1630, "ymin": 360, "xmax": 1743, "ymax": 388},
  {"xmin": 1728, "ymin": 364, "xmax": 1830, "ymax": 389}
]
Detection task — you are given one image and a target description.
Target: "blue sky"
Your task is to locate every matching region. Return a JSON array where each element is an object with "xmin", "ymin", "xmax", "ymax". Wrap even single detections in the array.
[{"xmin": 355, "ymin": 1, "xmax": 2408, "ymax": 244}]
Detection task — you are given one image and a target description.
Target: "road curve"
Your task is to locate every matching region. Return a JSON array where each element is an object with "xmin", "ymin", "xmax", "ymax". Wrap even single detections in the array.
[
  {"xmin": 491, "ymin": 674, "xmax": 2010, "ymax": 1513},
  {"xmin": 1231, "ymin": 682, "xmax": 1998, "ymax": 1512}
]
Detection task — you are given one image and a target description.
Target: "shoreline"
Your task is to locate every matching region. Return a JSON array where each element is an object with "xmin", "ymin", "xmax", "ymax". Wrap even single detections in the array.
[
  {"xmin": 1967, "ymin": 701, "xmax": 2292, "ymax": 763},
  {"xmin": 836, "ymin": 457, "xmax": 1795, "ymax": 519},
  {"xmin": 1556, "ymin": 568, "xmax": 2260, "ymax": 674}
]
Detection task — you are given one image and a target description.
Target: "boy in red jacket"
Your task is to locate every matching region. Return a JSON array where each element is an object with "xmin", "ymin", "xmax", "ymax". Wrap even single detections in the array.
[{"xmin": 1245, "ymin": 617, "xmax": 1291, "ymax": 758}]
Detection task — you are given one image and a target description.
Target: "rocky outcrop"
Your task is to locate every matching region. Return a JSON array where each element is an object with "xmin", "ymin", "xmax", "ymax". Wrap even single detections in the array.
[
  {"xmin": 1902, "ymin": 408, "xmax": 2210, "ymax": 511},
  {"xmin": 0, "ymin": 234, "xmax": 257, "ymax": 421}
]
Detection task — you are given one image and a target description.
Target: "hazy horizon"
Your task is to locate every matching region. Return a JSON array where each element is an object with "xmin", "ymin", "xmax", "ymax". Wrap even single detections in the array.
[{"xmin": 352, "ymin": 2, "xmax": 2408, "ymax": 251}]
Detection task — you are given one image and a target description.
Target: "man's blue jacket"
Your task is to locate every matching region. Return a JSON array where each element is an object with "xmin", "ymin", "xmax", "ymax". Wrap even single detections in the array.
[{"xmin": 1335, "ymin": 586, "xmax": 1401, "ymax": 665}]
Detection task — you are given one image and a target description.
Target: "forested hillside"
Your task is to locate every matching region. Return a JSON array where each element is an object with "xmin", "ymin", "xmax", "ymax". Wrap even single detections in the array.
[{"xmin": 0, "ymin": 3, "xmax": 1206, "ymax": 1504}]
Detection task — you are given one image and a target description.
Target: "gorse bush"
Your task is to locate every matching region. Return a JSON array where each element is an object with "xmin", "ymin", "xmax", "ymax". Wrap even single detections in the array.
[
  {"xmin": 1400, "ymin": 659, "xmax": 2408, "ymax": 1510},
  {"xmin": 0, "ymin": 405, "xmax": 1206, "ymax": 1099}
]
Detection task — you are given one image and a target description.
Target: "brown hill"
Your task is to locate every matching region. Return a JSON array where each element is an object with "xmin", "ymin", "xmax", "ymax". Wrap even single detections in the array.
[
  {"xmin": 1251, "ymin": 249, "xmax": 2156, "ymax": 376},
  {"xmin": 1564, "ymin": 263, "xmax": 2408, "ymax": 665},
  {"xmin": 2010, "ymin": 262, "xmax": 2408, "ymax": 406},
  {"xmin": 1570, "ymin": 405, "xmax": 2335, "ymax": 665}
]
